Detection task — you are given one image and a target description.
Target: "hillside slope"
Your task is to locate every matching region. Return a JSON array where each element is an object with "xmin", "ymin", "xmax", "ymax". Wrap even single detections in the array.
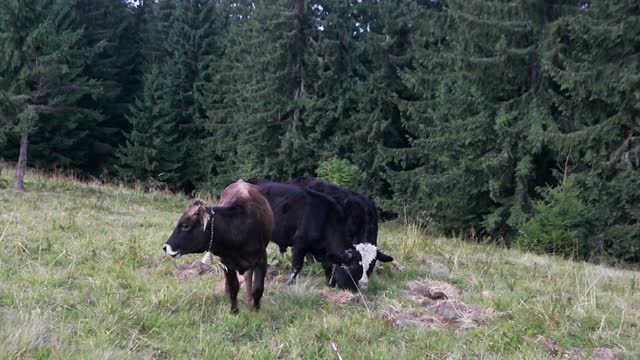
[{"xmin": 0, "ymin": 169, "xmax": 638, "ymax": 359}]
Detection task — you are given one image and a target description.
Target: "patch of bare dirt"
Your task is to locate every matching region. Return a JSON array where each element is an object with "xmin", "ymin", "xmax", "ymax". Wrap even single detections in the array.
[
  {"xmin": 383, "ymin": 277, "xmax": 494, "ymax": 330},
  {"xmin": 381, "ymin": 302, "xmax": 443, "ymax": 330},
  {"xmin": 171, "ymin": 261, "xmax": 216, "ymax": 279},
  {"xmin": 406, "ymin": 278, "xmax": 461, "ymax": 300},
  {"xmin": 589, "ymin": 348, "xmax": 622, "ymax": 360}
]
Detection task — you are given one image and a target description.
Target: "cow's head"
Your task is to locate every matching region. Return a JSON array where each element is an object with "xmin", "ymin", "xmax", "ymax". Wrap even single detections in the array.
[
  {"xmin": 163, "ymin": 200, "xmax": 212, "ymax": 258},
  {"xmin": 331, "ymin": 243, "xmax": 393, "ymax": 291}
]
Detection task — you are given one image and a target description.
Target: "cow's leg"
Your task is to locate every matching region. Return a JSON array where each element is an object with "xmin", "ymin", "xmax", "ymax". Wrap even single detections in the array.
[
  {"xmin": 251, "ymin": 260, "xmax": 267, "ymax": 310},
  {"xmin": 287, "ymin": 245, "xmax": 306, "ymax": 285},
  {"xmin": 224, "ymin": 267, "xmax": 240, "ymax": 314},
  {"xmin": 323, "ymin": 260, "xmax": 336, "ymax": 287},
  {"xmin": 243, "ymin": 270, "xmax": 254, "ymax": 305}
]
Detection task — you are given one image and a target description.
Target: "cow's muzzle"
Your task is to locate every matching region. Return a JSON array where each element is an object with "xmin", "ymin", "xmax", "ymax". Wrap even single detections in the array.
[{"xmin": 163, "ymin": 244, "xmax": 181, "ymax": 258}]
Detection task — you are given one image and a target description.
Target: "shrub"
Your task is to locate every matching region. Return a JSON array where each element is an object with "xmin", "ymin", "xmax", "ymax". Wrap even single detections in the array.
[
  {"xmin": 516, "ymin": 175, "xmax": 595, "ymax": 260},
  {"xmin": 596, "ymin": 166, "xmax": 640, "ymax": 262},
  {"xmin": 316, "ymin": 157, "xmax": 360, "ymax": 189}
]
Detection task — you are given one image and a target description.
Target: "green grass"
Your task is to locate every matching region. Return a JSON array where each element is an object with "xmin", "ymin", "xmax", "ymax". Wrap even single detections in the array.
[{"xmin": 1, "ymin": 166, "xmax": 639, "ymax": 359}]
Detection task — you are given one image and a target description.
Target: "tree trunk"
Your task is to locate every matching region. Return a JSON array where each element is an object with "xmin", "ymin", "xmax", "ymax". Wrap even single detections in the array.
[{"xmin": 14, "ymin": 133, "xmax": 28, "ymax": 192}]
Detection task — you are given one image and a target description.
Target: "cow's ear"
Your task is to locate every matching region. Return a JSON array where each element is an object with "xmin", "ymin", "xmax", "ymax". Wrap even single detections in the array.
[
  {"xmin": 198, "ymin": 204, "xmax": 212, "ymax": 231},
  {"xmin": 188, "ymin": 199, "xmax": 205, "ymax": 210},
  {"xmin": 376, "ymin": 250, "xmax": 393, "ymax": 262},
  {"xmin": 194, "ymin": 199, "xmax": 205, "ymax": 207}
]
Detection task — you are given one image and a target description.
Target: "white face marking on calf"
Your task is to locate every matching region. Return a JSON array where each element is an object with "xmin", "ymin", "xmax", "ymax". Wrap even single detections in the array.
[
  {"xmin": 164, "ymin": 244, "xmax": 180, "ymax": 257},
  {"xmin": 354, "ymin": 243, "xmax": 377, "ymax": 288}
]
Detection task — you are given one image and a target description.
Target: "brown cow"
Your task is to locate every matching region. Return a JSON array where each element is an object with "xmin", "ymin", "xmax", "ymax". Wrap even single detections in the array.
[{"xmin": 163, "ymin": 180, "xmax": 273, "ymax": 314}]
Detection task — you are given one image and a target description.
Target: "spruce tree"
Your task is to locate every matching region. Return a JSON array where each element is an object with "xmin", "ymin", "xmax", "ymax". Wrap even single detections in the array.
[
  {"xmin": 76, "ymin": 0, "xmax": 142, "ymax": 174},
  {"xmin": 0, "ymin": 0, "xmax": 102, "ymax": 191},
  {"xmin": 300, "ymin": 0, "xmax": 366, "ymax": 185},
  {"xmin": 202, "ymin": 0, "xmax": 256, "ymax": 191},
  {"xmin": 205, "ymin": 0, "xmax": 313, "ymax": 186},
  {"xmin": 138, "ymin": 0, "xmax": 175, "ymax": 68},
  {"xmin": 116, "ymin": 65, "xmax": 181, "ymax": 187},
  {"xmin": 249, "ymin": 0, "xmax": 313, "ymax": 180},
  {"xmin": 384, "ymin": 0, "xmax": 561, "ymax": 236},
  {"xmin": 348, "ymin": 0, "xmax": 412, "ymax": 198},
  {"xmin": 541, "ymin": 0, "xmax": 640, "ymax": 261},
  {"xmin": 164, "ymin": 0, "xmax": 221, "ymax": 191}
]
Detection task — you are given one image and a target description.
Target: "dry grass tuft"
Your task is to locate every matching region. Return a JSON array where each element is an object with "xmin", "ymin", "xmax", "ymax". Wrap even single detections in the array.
[{"xmin": 0, "ymin": 310, "xmax": 60, "ymax": 358}]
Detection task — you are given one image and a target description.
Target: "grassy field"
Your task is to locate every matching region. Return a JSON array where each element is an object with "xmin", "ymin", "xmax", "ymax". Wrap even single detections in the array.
[{"xmin": 0, "ymin": 167, "xmax": 639, "ymax": 359}]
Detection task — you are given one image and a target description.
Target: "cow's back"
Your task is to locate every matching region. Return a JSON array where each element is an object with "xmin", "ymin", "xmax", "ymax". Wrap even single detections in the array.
[
  {"xmin": 219, "ymin": 180, "xmax": 273, "ymax": 248},
  {"xmin": 245, "ymin": 178, "xmax": 308, "ymax": 249},
  {"xmin": 293, "ymin": 177, "xmax": 378, "ymax": 245}
]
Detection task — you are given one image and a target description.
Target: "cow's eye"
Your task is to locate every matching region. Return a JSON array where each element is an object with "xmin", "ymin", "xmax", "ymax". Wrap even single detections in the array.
[{"xmin": 180, "ymin": 223, "xmax": 190, "ymax": 231}]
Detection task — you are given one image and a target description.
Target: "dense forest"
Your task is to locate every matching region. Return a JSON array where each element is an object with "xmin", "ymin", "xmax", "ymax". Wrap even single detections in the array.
[{"xmin": 1, "ymin": 0, "xmax": 638, "ymax": 263}]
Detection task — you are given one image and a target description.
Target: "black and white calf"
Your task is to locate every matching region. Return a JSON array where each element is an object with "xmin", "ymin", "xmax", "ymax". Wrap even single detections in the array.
[{"xmin": 331, "ymin": 243, "xmax": 394, "ymax": 291}]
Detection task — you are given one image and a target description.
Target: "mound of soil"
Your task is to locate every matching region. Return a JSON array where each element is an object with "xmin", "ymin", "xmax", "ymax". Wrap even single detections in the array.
[
  {"xmin": 382, "ymin": 277, "xmax": 493, "ymax": 330},
  {"xmin": 171, "ymin": 261, "xmax": 216, "ymax": 279},
  {"xmin": 589, "ymin": 348, "xmax": 622, "ymax": 360}
]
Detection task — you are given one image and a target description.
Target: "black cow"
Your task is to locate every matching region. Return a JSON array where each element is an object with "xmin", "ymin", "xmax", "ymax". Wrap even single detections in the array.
[
  {"xmin": 245, "ymin": 178, "xmax": 351, "ymax": 285},
  {"xmin": 163, "ymin": 180, "xmax": 273, "ymax": 314},
  {"xmin": 292, "ymin": 177, "xmax": 393, "ymax": 291}
]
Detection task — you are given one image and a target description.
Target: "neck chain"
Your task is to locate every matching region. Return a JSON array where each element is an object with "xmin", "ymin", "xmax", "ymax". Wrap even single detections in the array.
[{"xmin": 207, "ymin": 208, "xmax": 215, "ymax": 253}]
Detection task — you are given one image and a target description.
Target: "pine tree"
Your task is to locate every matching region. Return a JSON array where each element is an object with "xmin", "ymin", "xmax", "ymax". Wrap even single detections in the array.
[
  {"xmin": 384, "ymin": 0, "xmax": 563, "ymax": 236},
  {"xmin": 0, "ymin": 0, "xmax": 102, "ymax": 191},
  {"xmin": 201, "ymin": 0, "xmax": 256, "ymax": 191},
  {"xmin": 300, "ymin": 0, "xmax": 367, "ymax": 186},
  {"xmin": 205, "ymin": 0, "xmax": 313, "ymax": 186},
  {"xmin": 249, "ymin": 0, "xmax": 313, "ymax": 180},
  {"xmin": 541, "ymin": 0, "xmax": 640, "ymax": 261},
  {"xmin": 348, "ymin": 0, "xmax": 413, "ymax": 198},
  {"xmin": 116, "ymin": 65, "xmax": 181, "ymax": 187},
  {"xmin": 164, "ymin": 0, "xmax": 221, "ymax": 191},
  {"xmin": 138, "ymin": 0, "xmax": 175, "ymax": 68},
  {"xmin": 76, "ymin": 0, "xmax": 142, "ymax": 174}
]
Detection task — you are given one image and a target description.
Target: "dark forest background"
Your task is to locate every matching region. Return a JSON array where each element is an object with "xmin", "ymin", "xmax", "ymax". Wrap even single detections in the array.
[{"xmin": 1, "ymin": 0, "xmax": 638, "ymax": 263}]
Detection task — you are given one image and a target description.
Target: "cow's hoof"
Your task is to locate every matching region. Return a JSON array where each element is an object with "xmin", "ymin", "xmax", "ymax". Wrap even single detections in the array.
[
  {"xmin": 231, "ymin": 307, "xmax": 239, "ymax": 315},
  {"xmin": 286, "ymin": 276, "xmax": 297, "ymax": 286}
]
